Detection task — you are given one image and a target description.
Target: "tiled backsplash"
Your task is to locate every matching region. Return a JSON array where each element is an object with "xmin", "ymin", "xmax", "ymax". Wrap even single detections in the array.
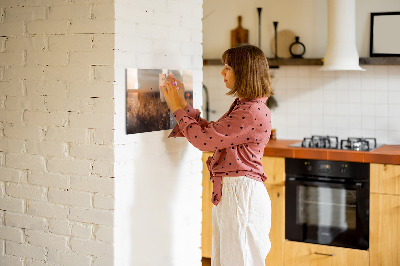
[{"xmin": 203, "ymin": 65, "xmax": 400, "ymax": 144}]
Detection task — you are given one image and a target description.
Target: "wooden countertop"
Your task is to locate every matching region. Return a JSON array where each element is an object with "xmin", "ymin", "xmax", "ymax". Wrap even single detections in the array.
[{"xmin": 263, "ymin": 139, "xmax": 400, "ymax": 165}]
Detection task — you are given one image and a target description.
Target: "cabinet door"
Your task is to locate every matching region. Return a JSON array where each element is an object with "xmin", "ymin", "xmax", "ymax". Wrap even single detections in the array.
[
  {"xmin": 370, "ymin": 163, "xmax": 400, "ymax": 195},
  {"xmin": 264, "ymin": 184, "xmax": 284, "ymax": 266},
  {"xmin": 262, "ymin": 156, "xmax": 285, "ymax": 185},
  {"xmin": 284, "ymin": 241, "xmax": 369, "ymax": 266},
  {"xmin": 370, "ymin": 193, "xmax": 400, "ymax": 266},
  {"xmin": 202, "ymin": 152, "xmax": 213, "ymax": 258}
]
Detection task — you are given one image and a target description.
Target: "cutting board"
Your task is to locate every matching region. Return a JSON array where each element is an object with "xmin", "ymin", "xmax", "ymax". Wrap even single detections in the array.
[{"xmin": 231, "ymin": 16, "xmax": 249, "ymax": 48}]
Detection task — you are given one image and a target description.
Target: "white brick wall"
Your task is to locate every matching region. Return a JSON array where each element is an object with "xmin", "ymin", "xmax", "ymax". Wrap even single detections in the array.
[
  {"xmin": 0, "ymin": 0, "xmax": 115, "ymax": 265},
  {"xmin": 1, "ymin": 0, "xmax": 204, "ymax": 265},
  {"xmin": 113, "ymin": 0, "xmax": 203, "ymax": 265}
]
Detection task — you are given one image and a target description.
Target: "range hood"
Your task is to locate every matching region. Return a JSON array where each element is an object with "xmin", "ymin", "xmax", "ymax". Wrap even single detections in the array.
[{"xmin": 320, "ymin": 0, "xmax": 365, "ymax": 71}]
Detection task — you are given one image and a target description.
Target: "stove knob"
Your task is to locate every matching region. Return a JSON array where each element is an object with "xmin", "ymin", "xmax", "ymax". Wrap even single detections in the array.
[
  {"xmin": 340, "ymin": 164, "xmax": 347, "ymax": 174},
  {"xmin": 305, "ymin": 162, "xmax": 312, "ymax": 171}
]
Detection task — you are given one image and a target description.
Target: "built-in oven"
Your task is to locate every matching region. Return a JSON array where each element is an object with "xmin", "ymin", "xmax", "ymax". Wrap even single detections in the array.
[{"xmin": 285, "ymin": 158, "xmax": 369, "ymax": 250}]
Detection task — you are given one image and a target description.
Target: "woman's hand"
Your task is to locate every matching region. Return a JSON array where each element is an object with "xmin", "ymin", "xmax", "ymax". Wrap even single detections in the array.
[
  {"xmin": 160, "ymin": 76, "xmax": 184, "ymax": 113},
  {"xmin": 165, "ymin": 75, "xmax": 187, "ymax": 108},
  {"xmin": 173, "ymin": 77, "xmax": 187, "ymax": 108}
]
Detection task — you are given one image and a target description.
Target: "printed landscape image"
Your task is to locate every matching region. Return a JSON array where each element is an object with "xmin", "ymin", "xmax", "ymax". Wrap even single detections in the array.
[{"xmin": 126, "ymin": 69, "xmax": 193, "ymax": 134}]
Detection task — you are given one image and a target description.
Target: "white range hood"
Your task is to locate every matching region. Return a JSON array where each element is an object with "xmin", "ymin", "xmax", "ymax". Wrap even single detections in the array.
[{"xmin": 320, "ymin": 0, "xmax": 365, "ymax": 71}]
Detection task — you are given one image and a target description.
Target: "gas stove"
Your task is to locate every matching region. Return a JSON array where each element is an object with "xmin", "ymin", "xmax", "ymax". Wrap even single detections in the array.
[{"xmin": 289, "ymin": 135, "xmax": 381, "ymax": 151}]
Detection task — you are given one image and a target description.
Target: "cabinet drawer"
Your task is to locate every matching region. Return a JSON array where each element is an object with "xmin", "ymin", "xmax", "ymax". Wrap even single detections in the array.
[
  {"xmin": 284, "ymin": 241, "xmax": 369, "ymax": 266},
  {"xmin": 370, "ymin": 163, "xmax": 400, "ymax": 195}
]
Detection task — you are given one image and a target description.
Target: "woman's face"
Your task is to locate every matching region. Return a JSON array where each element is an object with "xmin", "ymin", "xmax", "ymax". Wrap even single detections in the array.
[{"xmin": 220, "ymin": 64, "xmax": 235, "ymax": 89}]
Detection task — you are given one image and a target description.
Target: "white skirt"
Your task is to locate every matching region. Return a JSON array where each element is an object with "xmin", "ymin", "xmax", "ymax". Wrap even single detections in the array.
[{"xmin": 212, "ymin": 176, "xmax": 271, "ymax": 266}]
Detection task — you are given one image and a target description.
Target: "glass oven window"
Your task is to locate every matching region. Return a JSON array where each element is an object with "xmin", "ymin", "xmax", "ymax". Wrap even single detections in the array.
[{"xmin": 297, "ymin": 186, "xmax": 357, "ymax": 230}]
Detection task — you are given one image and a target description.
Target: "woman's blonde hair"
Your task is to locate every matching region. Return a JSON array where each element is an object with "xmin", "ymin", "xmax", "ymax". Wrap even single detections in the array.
[{"xmin": 221, "ymin": 44, "xmax": 273, "ymax": 99}]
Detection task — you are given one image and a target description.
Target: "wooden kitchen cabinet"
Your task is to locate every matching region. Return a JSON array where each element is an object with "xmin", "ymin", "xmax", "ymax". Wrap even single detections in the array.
[
  {"xmin": 370, "ymin": 163, "xmax": 400, "ymax": 266},
  {"xmin": 261, "ymin": 156, "xmax": 285, "ymax": 185},
  {"xmin": 202, "ymin": 152, "xmax": 213, "ymax": 258},
  {"xmin": 201, "ymin": 154, "xmax": 286, "ymax": 266},
  {"xmin": 370, "ymin": 193, "xmax": 400, "ymax": 266},
  {"xmin": 261, "ymin": 156, "xmax": 285, "ymax": 266},
  {"xmin": 284, "ymin": 241, "xmax": 369, "ymax": 266},
  {"xmin": 370, "ymin": 163, "xmax": 400, "ymax": 195},
  {"xmin": 264, "ymin": 184, "xmax": 285, "ymax": 266}
]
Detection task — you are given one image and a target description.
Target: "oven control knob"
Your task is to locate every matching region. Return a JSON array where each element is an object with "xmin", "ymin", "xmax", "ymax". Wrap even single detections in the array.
[
  {"xmin": 304, "ymin": 162, "xmax": 312, "ymax": 171},
  {"xmin": 340, "ymin": 164, "xmax": 347, "ymax": 174}
]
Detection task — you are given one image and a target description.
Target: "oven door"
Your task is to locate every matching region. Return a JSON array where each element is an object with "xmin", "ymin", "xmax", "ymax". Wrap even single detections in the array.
[{"xmin": 285, "ymin": 177, "xmax": 369, "ymax": 250}]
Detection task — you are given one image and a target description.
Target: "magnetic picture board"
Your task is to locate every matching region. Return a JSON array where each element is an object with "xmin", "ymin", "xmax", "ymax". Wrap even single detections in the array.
[{"xmin": 126, "ymin": 68, "xmax": 193, "ymax": 134}]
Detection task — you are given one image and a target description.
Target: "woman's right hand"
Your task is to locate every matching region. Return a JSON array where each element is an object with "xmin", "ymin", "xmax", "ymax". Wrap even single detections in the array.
[{"xmin": 167, "ymin": 75, "xmax": 187, "ymax": 108}]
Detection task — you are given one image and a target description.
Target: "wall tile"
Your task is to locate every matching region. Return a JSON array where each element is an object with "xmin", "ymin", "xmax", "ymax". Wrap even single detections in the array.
[
  {"xmin": 374, "ymin": 130, "xmax": 389, "ymax": 144},
  {"xmin": 374, "ymin": 77, "xmax": 388, "ymax": 91},
  {"xmin": 362, "ymin": 103, "xmax": 374, "ymax": 117},
  {"xmin": 388, "ymin": 91, "xmax": 400, "ymax": 104},
  {"xmin": 388, "ymin": 65, "xmax": 400, "ymax": 76},
  {"xmin": 362, "ymin": 90, "xmax": 375, "ymax": 103},
  {"xmin": 348, "ymin": 72, "xmax": 362, "ymax": 90},
  {"xmin": 374, "ymin": 65, "xmax": 387, "ymax": 77},
  {"xmin": 285, "ymin": 66, "xmax": 298, "ymax": 77},
  {"xmin": 388, "ymin": 131, "xmax": 400, "ymax": 143},
  {"xmin": 375, "ymin": 104, "xmax": 389, "ymax": 117},
  {"xmin": 389, "ymin": 104, "xmax": 400, "ymax": 117},
  {"xmin": 388, "ymin": 75, "xmax": 400, "ymax": 91},
  {"xmin": 389, "ymin": 117, "xmax": 400, "ymax": 131},
  {"xmin": 348, "ymin": 90, "xmax": 362, "ymax": 103},
  {"xmin": 204, "ymin": 65, "xmax": 400, "ymax": 145}
]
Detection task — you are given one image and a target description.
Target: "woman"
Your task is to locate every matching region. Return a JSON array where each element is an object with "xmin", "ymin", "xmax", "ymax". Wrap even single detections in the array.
[{"xmin": 161, "ymin": 44, "xmax": 273, "ymax": 266}]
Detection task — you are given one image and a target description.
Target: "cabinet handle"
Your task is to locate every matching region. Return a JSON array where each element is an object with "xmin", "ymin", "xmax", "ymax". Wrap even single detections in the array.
[{"xmin": 314, "ymin": 252, "xmax": 335, "ymax": 257}]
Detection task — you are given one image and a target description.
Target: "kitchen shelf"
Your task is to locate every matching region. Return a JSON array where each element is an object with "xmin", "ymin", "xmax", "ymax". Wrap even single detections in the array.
[
  {"xmin": 203, "ymin": 57, "xmax": 400, "ymax": 67},
  {"xmin": 359, "ymin": 57, "xmax": 400, "ymax": 65},
  {"xmin": 203, "ymin": 58, "xmax": 323, "ymax": 68},
  {"xmin": 268, "ymin": 58, "xmax": 323, "ymax": 67}
]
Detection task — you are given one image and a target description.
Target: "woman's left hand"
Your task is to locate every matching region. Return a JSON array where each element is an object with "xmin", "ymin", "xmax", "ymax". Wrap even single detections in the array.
[{"xmin": 160, "ymin": 77, "xmax": 183, "ymax": 113}]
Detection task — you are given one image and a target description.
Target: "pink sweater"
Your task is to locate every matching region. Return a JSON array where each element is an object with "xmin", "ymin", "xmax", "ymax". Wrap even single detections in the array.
[{"xmin": 169, "ymin": 97, "xmax": 271, "ymax": 205}]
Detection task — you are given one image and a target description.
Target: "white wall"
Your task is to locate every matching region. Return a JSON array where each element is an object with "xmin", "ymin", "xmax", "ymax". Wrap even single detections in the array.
[
  {"xmin": 204, "ymin": 65, "xmax": 400, "ymax": 145},
  {"xmin": 113, "ymin": 0, "xmax": 203, "ymax": 265},
  {"xmin": 1, "ymin": 0, "xmax": 204, "ymax": 265},
  {"xmin": 271, "ymin": 65, "xmax": 400, "ymax": 144},
  {"xmin": 203, "ymin": 0, "xmax": 400, "ymax": 58},
  {"xmin": 0, "ymin": 0, "xmax": 115, "ymax": 265},
  {"xmin": 203, "ymin": 0, "xmax": 400, "ymax": 145}
]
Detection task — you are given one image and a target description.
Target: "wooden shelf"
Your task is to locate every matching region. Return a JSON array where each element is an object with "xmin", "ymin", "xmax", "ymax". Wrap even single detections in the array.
[
  {"xmin": 359, "ymin": 57, "xmax": 400, "ymax": 65},
  {"xmin": 203, "ymin": 58, "xmax": 323, "ymax": 67},
  {"xmin": 268, "ymin": 58, "xmax": 323, "ymax": 67},
  {"xmin": 203, "ymin": 57, "xmax": 400, "ymax": 67}
]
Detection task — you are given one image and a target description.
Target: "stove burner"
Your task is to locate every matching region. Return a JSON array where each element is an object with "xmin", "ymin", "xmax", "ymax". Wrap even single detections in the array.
[
  {"xmin": 340, "ymin": 137, "xmax": 377, "ymax": 151},
  {"xmin": 295, "ymin": 136, "xmax": 378, "ymax": 151},
  {"xmin": 301, "ymin": 135, "xmax": 339, "ymax": 149}
]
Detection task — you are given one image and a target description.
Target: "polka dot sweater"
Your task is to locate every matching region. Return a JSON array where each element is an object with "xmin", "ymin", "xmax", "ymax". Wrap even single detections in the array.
[{"xmin": 169, "ymin": 97, "xmax": 272, "ymax": 206}]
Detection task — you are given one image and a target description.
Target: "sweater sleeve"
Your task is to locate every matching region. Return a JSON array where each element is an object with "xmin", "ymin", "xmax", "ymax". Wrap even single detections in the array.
[
  {"xmin": 172, "ymin": 106, "xmax": 257, "ymax": 152},
  {"xmin": 168, "ymin": 104, "xmax": 210, "ymax": 138}
]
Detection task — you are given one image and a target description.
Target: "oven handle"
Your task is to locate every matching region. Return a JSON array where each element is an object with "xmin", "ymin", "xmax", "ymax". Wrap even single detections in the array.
[
  {"xmin": 286, "ymin": 177, "xmax": 364, "ymax": 189},
  {"xmin": 314, "ymin": 252, "xmax": 335, "ymax": 257}
]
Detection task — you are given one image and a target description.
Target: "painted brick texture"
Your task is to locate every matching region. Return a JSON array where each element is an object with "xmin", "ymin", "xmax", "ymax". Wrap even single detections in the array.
[
  {"xmin": 1, "ymin": 0, "xmax": 204, "ymax": 265},
  {"xmin": 113, "ymin": 0, "xmax": 203, "ymax": 265},
  {"xmin": 0, "ymin": 0, "xmax": 115, "ymax": 265}
]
